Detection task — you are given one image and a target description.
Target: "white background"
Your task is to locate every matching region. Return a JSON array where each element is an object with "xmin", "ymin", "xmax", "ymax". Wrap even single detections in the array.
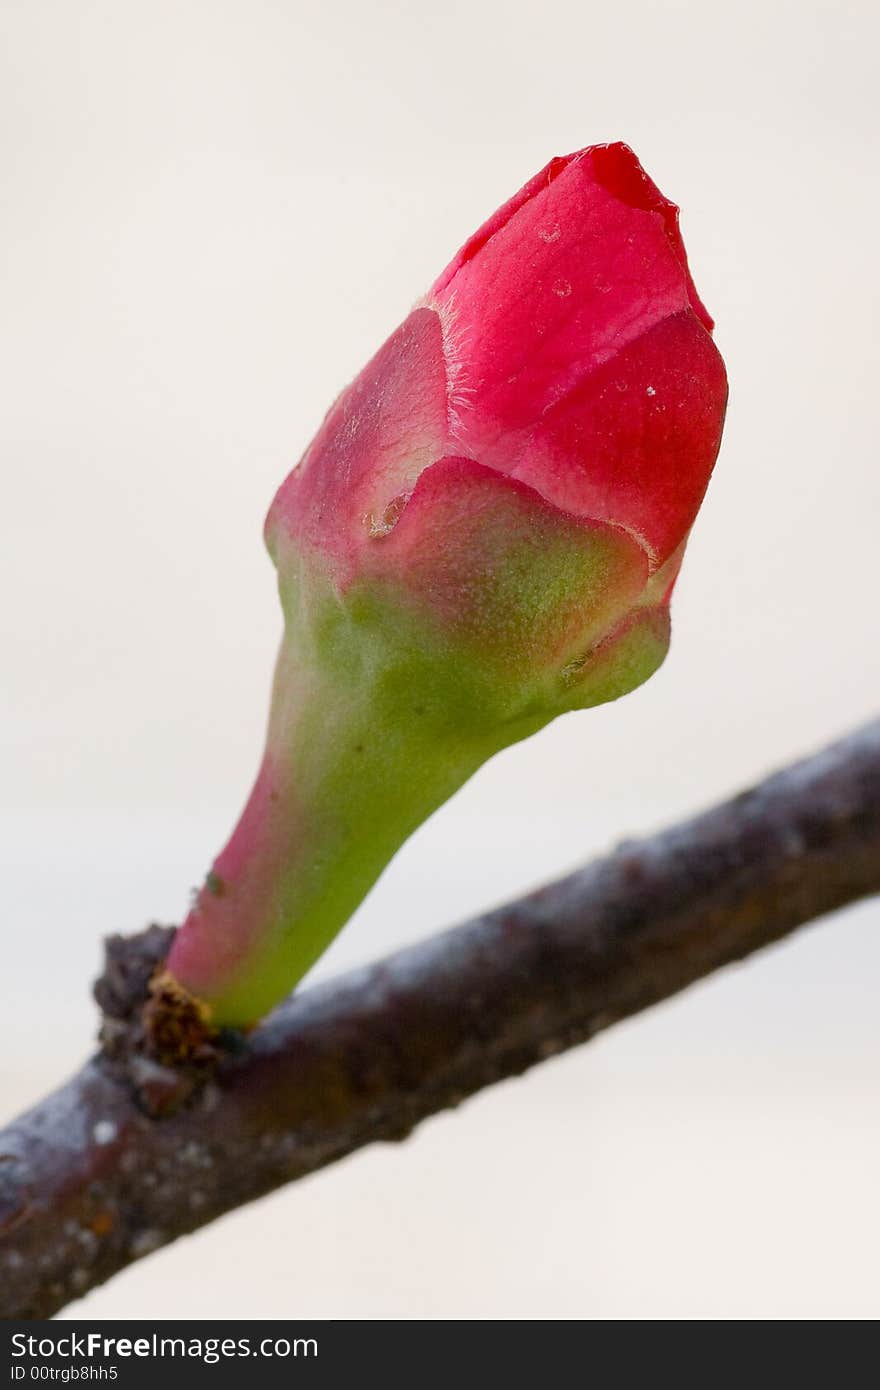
[{"xmin": 2, "ymin": 0, "xmax": 878, "ymax": 1318}]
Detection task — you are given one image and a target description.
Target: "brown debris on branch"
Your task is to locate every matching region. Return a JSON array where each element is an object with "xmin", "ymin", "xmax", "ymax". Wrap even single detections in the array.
[{"xmin": 1, "ymin": 718, "xmax": 879, "ymax": 1319}]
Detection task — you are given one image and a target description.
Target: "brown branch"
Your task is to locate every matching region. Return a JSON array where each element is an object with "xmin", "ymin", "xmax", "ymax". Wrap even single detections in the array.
[{"xmin": 2, "ymin": 719, "xmax": 880, "ymax": 1319}]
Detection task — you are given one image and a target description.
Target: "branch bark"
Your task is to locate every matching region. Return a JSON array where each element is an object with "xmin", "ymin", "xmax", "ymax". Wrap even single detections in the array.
[{"xmin": 2, "ymin": 719, "xmax": 879, "ymax": 1319}]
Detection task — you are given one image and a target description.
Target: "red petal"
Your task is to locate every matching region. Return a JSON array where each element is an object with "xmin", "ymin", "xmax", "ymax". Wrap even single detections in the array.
[
  {"xmin": 266, "ymin": 307, "xmax": 449, "ymax": 573},
  {"xmin": 497, "ymin": 310, "xmax": 728, "ymax": 566},
  {"xmin": 431, "ymin": 144, "xmax": 715, "ymax": 463}
]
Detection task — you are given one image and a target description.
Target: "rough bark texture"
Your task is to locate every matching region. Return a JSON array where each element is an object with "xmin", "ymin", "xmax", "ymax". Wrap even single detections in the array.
[{"xmin": 1, "ymin": 719, "xmax": 879, "ymax": 1320}]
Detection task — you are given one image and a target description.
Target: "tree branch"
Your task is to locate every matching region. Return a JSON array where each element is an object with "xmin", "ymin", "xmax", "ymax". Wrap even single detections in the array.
[{"xmin": 2, "ymin": 719, "xmax": 879, "ymax": 1319}]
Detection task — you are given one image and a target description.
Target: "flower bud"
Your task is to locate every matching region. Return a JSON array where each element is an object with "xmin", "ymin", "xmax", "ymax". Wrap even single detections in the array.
[{"xmin": 167, "ymin": 143, "xmax": 727, "ymax": 1025}]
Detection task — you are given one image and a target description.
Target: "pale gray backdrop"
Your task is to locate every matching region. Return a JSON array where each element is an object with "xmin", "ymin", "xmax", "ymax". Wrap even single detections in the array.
[{"xmin": 2, "ymin": 0, "xmax": 878, "ymax": 1318}]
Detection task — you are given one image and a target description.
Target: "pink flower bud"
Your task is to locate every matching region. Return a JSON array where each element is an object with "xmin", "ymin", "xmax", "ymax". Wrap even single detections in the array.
[
  {"xmin": 167, "ymin": 143, "xmax": 728, "ymax": 1025},
  {"xmin": 267, "ymin": 141, "xmax": 725, "ymax": 588}
]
